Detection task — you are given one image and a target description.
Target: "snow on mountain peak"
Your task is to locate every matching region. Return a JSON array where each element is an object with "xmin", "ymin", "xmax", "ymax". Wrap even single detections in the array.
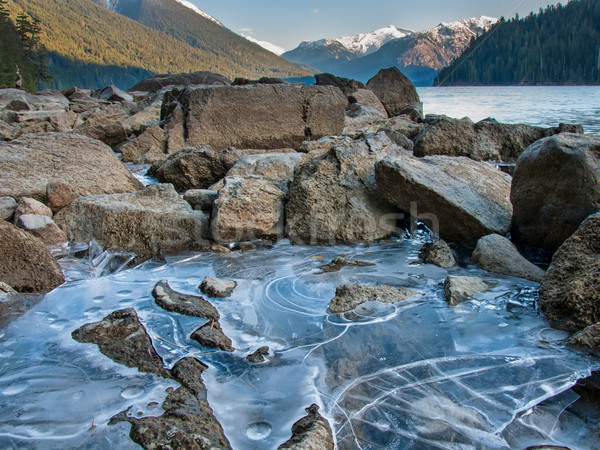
[
  {"xmin": 173, "ymin": 0, "xmax": 224, "ymax": 27},
  {"xmin": 242, "ymin": 34, "xmax": 286, "ymax": 56}
]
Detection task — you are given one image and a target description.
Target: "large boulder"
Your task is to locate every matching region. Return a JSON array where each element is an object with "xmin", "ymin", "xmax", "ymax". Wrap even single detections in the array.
[
  {"xmin": 0, "ymin": 133, "xmax": 142, "ymax": 203},
  {"xmin": 286, "ymin": 133, "xmax": 400, "ymax": 244},
  {"xmin": 129, "ymin": 71, "xmax": 231, "ymax": 93},
  {"xmin": 375, "ymin": 153, "xmax": 513, "ymax": 242},
  {"xmin": 315, "ymin": 73, "xmax": 365, "ymax": 95},
  {"xmin": 511, "ymin": 133, "xmax": 600, "ymax": 251},
  {"xmin": 539, "ymin": 212, "xmax": 600, "ymax": 330},
  {"xmin": 55, "ymin": 184, "xmax": 210, "ymax": 261},
  {"xmin": 366, "ymin": 67, "xmax": 420, "ymax": 117},
  {"xmin": 0, "ymin": 220, "xmax": 65, "ymax": 293},
  {"xmin": 162, "ymin": 84, "xmax": 347, "ymax": 152},
  {"xmin": 120, "ymin": 123, "xmax": 166, "ymax": 164}
]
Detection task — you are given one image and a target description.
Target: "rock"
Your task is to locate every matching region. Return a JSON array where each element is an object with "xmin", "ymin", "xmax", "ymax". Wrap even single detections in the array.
[
  {"xmin": 366, "ymin": 67, "xmax": 420, "ymax": 117},
  {"xmin": 211, "ymin": 243, "xmax": 231, "ymax": 253},
  {"xmin": 246, "ymin": 346, "xmax": 270, "ymax": 363},
  {"xmin": 162, "ymin": 84, "xmax": 347, "ymax": 152},
  {"xmin": 96, "ymin": 85, "xmax": 133, "ymax": 102},
  {"xmin": 0, "ymin": 282, "xmax": 16, "ymax": 295},
  {"xmin": 343, "ymin": 113, "xmax": 424, "ymax": 141},
  {"xmin": 329, "ymin": 284, "xmax": 421, "ymax": 314},
  {"xmin": 0, "ymin": 196, "xmax": 17, "ymax": 221},
  {"xmin": 471, "ymin": 234, "xmax": 545, "ymax": 282},
  {"xmin": 129, "ymin": 71, "xmax": 231, "ymax": 93},
  {"xmin": 539, "ymin": 212, "xmax": 600, "ymax": 330},
  {"xmin": 297, "ymin": 136, "xmax": 354, "ymax": 154},
  {"xmin": 0, "ymin": 88, "xmax": 69, "ymax": 113},
  {"xmin": 0, "ymin": 220, "xmax": 65, "ymax": 293},
  {"xmin": 0, "ymin": 133, "xmax": 142, "ymax": 203},
  {"xmin": 278, "ymin": 404, "xmax": 334, "ymax": 450},
  {"xmin": 46, "ymin": 179, "xmax": 80, "ymax": 213},
  {"xmin": 74, "ymin": 101, "xmax": 133, "ymax": 146},
  {"xmin": 0, "ymin": 293, "xmax": 43, "ymax": 329},
  {"xmin": 120, "ymin": 123, "xmax": 166, "ymax": 164},
  {"xmin": 511, "ymin": 133, "xmax": 600, "ymax": 251},
  {"xmin": 184, "ymin": 189, "xmax": 219, "ymax": 211},
  {"xmin": 110, "ymin": 357, "xmax": 232, "ymax": 450},
  {"xmin": 397, "ymin": 102, "xmax": 424, "ymax": 123},
  {"xmin": 348, "ymin": 89, "xmax": 388, "ymax": 117},
  {"xmin": 231, "ymin": 77, "xmax": 287, "ymax": 85},
  {"xmin": 443, "ymin": 276, "xmax": 493, "ymax": 306},
  {"xmin": 345, "ymin": 103, "xmax": 388, "ymax": 125},
  {"xmin": 315, "ymin": 73, "xmax": 365, "ymax": 95},
  {"xmin": 375, "ymin": 153, "xmax": 513, "ymax": 242},
  {"xmin": 15, "ymin": 214, "xmax": 68, "ymax": 246},
  {"xmin": 569, "ymin": 323, "xmax": 600, "ymax": 351},
  {"xmin": 0, "ymin": 119, "xmax": 19, "ymax": 141},
  {"xmin": 222, "ymin": 152, "xmax": 305, "ymax": 191},
  {"xmin": 317, "ymin": 256, "xmax": 375, "ymax": 273},
  {"xmin": 191, "ymin": 320, "xmax": 234, "ymax": 352},
  {"xmin": 419, "ymin": 239, "xmax": 457, "ymax": 268},
  {"xmin": 152, "ymin": 279, "xmax": 220, "ymax": 320},
  {"xmin": 55, "ymin": 184, "xmax": 210, "ymax": 261},
  {"xmin": 72, "ymin": 308, "xmax": 171, "ymax": 378},
  {"xmin": 199, "ymin": 276, "xmax": 237, "ymax": 298},
  {"xmin": 286, "ymin": 133, "xmax": 400, "ymax": 244},
  {"xmin": 13, "ymin": 197, "xmax": 52, "ymax": 222}
]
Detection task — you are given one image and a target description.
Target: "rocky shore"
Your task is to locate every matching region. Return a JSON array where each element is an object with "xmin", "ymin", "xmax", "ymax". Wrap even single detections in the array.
[{"xmin": 1, "ymin": 67, "xmax": 599, "ymax": 448}]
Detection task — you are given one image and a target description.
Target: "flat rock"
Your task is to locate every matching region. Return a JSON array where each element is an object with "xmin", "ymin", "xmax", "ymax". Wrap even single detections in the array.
[
  {"xmin": 15, "ymin": 214, "xmax": 68, "ymax": 246},
  {"xmin": 152, "ymin": 280, "xmax": 220, "ymax": 320},
  {"xmin": 511, "ymin": 133, "xmax": 600, "ymax": 251},
  {"xmin": 366, "ymin": 67, "xmax": 420, "ymax": 117},
  {"xmin": 419, "ymin": 239, "xmax": 457, "ymax": 269},
  {"xmin": 0, "ymin": 133, "xmax": 142, "ymax": 203},
  {"xmin": 317, "ymin": 256, "xmax": 375, "ymax": 274},
  {"xmin": 71, "ymin": 308, "xmax": 171, "ymax": 378},
  {"xmin": 222, "ymin": 152, "xmax": 305, "ymax": 191},
  {"xmin": 471, "ymin": 234, "xmax": 545, "ymax": 282},
  {"xmin": 0, "ymin": 220, "xmax": 65, "ymax": 293},
  {"xmin": 278, "ymin": 404, "xmax": 334, "ymax": 450},
  {"xmin": 539, "ymin": 212, "xmax": 600, "ymax": 330},
  {"xmin": 183, "ymin": 189, "xmax": 219, "ymax": 211},
  {"xmin": 375, "ymin": 152, "xmax": 513, "ymax": 242},
  {"xmin": 199, "ymin": 276, "xmax": 237, "ymax": 298},
  {"xmin": 129, "ymin": 71, "xmax": 231, "ymax": 93},
  {"xmin": 55, "ymin": 184, "xmax": 210, "ymax": 262},
  {"xmin": 329, "ymin": 284, "xmax": 421, "ymax": 314},
  {"xmin": 443, "ymin": 276, "xmax": 493, "ymax": 306},
  {"xmin": 13, "ymin": 197, "xmax": 52, "ymax": 222},
  {"xmin": 191, "ymin": 320, "xmax": 234, "ymax": 352}
]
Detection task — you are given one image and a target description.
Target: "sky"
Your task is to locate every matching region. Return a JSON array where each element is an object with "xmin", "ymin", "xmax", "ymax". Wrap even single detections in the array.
[{"xmin": 191, "ymin": 0, "xmax": 560, "ymax": 51}]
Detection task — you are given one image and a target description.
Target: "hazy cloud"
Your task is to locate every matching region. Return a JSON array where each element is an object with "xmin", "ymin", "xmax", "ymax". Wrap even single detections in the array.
[
  {"xmin": 239, "ymin": 27, "xmax": 254, "ymax": 34},
  {"xmin": 310, "ymin": 9, "xmax": 319, "ymax": 14}
]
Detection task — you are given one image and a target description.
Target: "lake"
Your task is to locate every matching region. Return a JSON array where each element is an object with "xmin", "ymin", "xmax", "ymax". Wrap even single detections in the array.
[{"xmin": 418, "ymin": 86, "xmax": 600, "ymax": 134}]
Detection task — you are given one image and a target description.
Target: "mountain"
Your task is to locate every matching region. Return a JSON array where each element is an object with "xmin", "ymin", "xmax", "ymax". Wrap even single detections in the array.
[
  {"xmin": 3, "ymin": 0, "xmax": 309, "ymax": 90},
  {"xmin": 241, "ymin": 34, "xmax": 285, "ymax": 56},
  {"xmin": 435, "ymin": 0, "xmax": 600, "ymax": 86},
  {"xmin": 282, "ymin": 25, "xmax": 413, "ymax": 74},
  {"xmin": 283, "ymin": 17, "xmax": 496, "ymax": 86}
]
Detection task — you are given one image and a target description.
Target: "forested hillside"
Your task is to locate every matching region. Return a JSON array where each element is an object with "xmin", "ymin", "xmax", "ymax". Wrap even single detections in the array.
[{"xmin": 435, "ymin": 0, "xmax": 600, "ymax": 86}]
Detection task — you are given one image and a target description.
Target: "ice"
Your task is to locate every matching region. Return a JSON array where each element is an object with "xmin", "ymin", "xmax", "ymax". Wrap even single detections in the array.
[{"xmin": 0, "ymin": 238, "xmax": 598, "ymax": 449}]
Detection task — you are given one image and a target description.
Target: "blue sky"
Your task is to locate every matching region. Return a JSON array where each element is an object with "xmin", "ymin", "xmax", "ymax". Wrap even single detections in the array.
[{"xmin": 192, "ymin": 0, "xmax": 560, "ymax": 51}]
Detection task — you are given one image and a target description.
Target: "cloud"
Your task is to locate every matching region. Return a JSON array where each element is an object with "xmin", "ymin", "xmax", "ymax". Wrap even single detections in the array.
[
  {"xmin": 239, "ymin": 27, "xmax": 254, "ymax": 34},
  {"xmin": 310, "ymin": 9, "xmax": 319, "ymax": 14}
]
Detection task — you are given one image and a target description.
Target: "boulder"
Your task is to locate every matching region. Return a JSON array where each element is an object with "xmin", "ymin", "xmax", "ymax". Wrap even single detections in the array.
[
  {"xmin": 128, "ymin": 71, "xmax": 231, "ymax": 93},
  {"xmin": 232, "ymin": 77, "xmax": 287, "ymax": 85},
  {"xmin": 343, "ymin": 114, "xmax": 424, "ymax": 141},
  {"xmin": 0, "ymin": 196, "xmax": 17, "ymax": 221},
  {"xmin": 221, "ymin": 152, "xmax": 305, "ymax": 190},
  {"xmin": 183, "ymin": 189, "xmax": 219, "ymax": 211},
  {"xmin": 278, "ymin": 404, "xmax": 334, "ymax": 450},
  {"xmin": 297, "ymin": 136, "xmax": 354, "ymax": 154},
  {"xmin": 0, "ymin": 88, "xmax": 69, "ymax": 113},
  {"xmin": 199, "ymin": 276, "xmax": 237, "ymax": 298},
  {"xmin": 74, "ymin": 101, "xmax": 135, "ymax": 145},
  {"xmin": 0, "ymin": 282, "xmax": 16, "ymax": 295},
  {"xmin": 316, "ymin": 256, "xmax": 375, "ymax": 274},
  {"xmin": 246, "ymin": 346, "xmax": 270, "ymax": 363},
  {"xmin": 286, "ymin": 133, "xmax": 401, "ymax": 244},
  {"xmin": 120, "ymin": 123, "xmax": 166, "ymax": 164},
  {"xmin": 419, "ymin": 239, "xmax": 457, "ymax": 269},
  {"xmin": 329, "ymin": 284, "xmax": 421, "ymax": 314},
  {"xmin": 13, "ymin": 197, "xmax": 52, "ymax": 222},
  {"xmin": 15, "ymin": 214, "xmax": 68, "ymax": 246},
  {"xmin": 0, "ymin": 220, "xmax": 65, "ymax": 293},
  {"xmin": 471, "ymin": 234, "xmax": 545, "ymax": 282},
  {"xmin": 191, "ymin": 320, "xmax": 235, "ymax": 352},
  {"xmin": 348, "ymin": 89, "xmax": 388, "ymax": 117},
  {"xmin": 443, "ymin": 276, "xmax": 492, "ymax": 306},
  {"xmin": 96, "ymin": 85, "xmax": 134, "ymax": 103},
  {"xmin": 366, "ymin": 67, "xmax": 420, "ymax": 117},
  {"xmin": 569, "ymin": 323, "xmax": 600, "ymax": 351},
  {"xmin": 539, "ymin": 212, "xmax": 600, "ymax": 330},
  {"xmin": 0, "ymin": 133, "xmax": 142, "ymax": 202},
  {"xmin": 375, "ymin": 153, "xmax": 513, "ymax": 242},
  {"xmin": 345, "ymin": 103, "xmax": 388, "ymax": 124},
  {"xmin": 315, "ymin": 73, "xmax": 365, "ymax": 95},
  {"xmin": 511, "ymin": 133, "xmax": 600, "ymax": 251},
  {"xmin": 162, "ymin": 84, "xmax": 347, "ymax": 152},
  {"xmin": 152, "ymin": 280, "xmax": 220, "ymax": 320},
  {"xmin": 54, "ymin": 184, "xmax": 210, "ymax": 261},
  {"xmin": 46, "ymin": 179, "xmax": 80, "ymax": 213}
]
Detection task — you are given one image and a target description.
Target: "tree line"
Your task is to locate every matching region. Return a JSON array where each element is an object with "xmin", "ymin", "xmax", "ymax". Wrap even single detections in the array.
[{"xmin": 435, "ymin": 0, "xmax": 600, "ymax": 86}]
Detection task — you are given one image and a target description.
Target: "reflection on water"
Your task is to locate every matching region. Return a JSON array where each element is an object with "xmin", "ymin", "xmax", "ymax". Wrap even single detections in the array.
[{"xmin": 419, "ymin": 86, "xmax": 600, "ymax": 134}]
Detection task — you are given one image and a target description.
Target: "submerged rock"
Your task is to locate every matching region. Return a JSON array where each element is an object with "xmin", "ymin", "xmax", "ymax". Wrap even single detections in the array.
[
  {"xmin": 539, "ymin": 212, "xmax": 600, "ymax": 330},
  {"xmin": 329, "ymin": 284, "xmax": 421, "ymax": 314},
  {"xmin": 153, "ymin": 280, "xmax": 220, "ymax": 320},
  {"xmin": 199, "ymin": 276, "xmax": 237, "ymax": 298},
  {"xmin": 0, "ymin": 220, "xmax": 65, "ymax": 293},
  {"xmin": 443, "ymin": 276, "xmax": 494, "ymax": 306},
  {"xmin": 191, "ymin": 320, "xmax": 235, "ymax": 352},
  {"xmin": 317, "ymin": 256, "xmax": 375, "ymax": 273},
  {"xmin": 511, "ymin": 133, "xmax": 600, "ymax": 251},
  {"xmin": 278, "ymin": 404, "xmax": 334, "ymax": 450},
  {"xmin": 366, "ymin": 67, "xmax": 420, "ymax": 118},
  {"xmin": 419, "ymin": 239, "xmax": 457, "ymax": 269},
  {"xmin": 246, "ymin": 346, "xmax": 270, "ymax": 363},
  {"xmin": 71, "ymin": 308, "xmax": 171, "ymax": 378},
  {"xmin": 375, "ymin": 152, "xmax": 512, "ymax": 242}
]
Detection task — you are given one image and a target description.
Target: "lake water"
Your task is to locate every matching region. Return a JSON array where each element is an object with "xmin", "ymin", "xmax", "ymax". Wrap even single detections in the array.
[{"xmin": 418, "ymin": 86, "xmax": 600, "ymax": 134}]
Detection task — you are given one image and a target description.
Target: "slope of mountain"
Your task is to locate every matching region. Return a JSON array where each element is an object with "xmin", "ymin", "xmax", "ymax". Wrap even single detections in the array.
[
  {"xmin": 4, "ymin": 0, "xmax": 309, "ymax": 90},
  {"xmin": 241, "ymin": 34, "xmax": 285, "ymax": 56},
  {"xmin": 282, "ymin": 25, "xmax": 413, "ymax": 74},
  {"xmin": 435, "ymin": 1, "xmax": 600, "ymax": 86}
]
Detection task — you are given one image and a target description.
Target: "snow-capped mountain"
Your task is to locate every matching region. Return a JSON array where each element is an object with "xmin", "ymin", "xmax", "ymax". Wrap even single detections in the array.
[
  {"xmin": 241, "ymin": 35, "xmax": 286, "ymax": 56},
  {"xmin": 173, "ymin": 0, "xmax": 224, "ymax": 27},
  {"xmin": 336, "ymin": 25, "xmax": 414, "ymax": 56}
]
